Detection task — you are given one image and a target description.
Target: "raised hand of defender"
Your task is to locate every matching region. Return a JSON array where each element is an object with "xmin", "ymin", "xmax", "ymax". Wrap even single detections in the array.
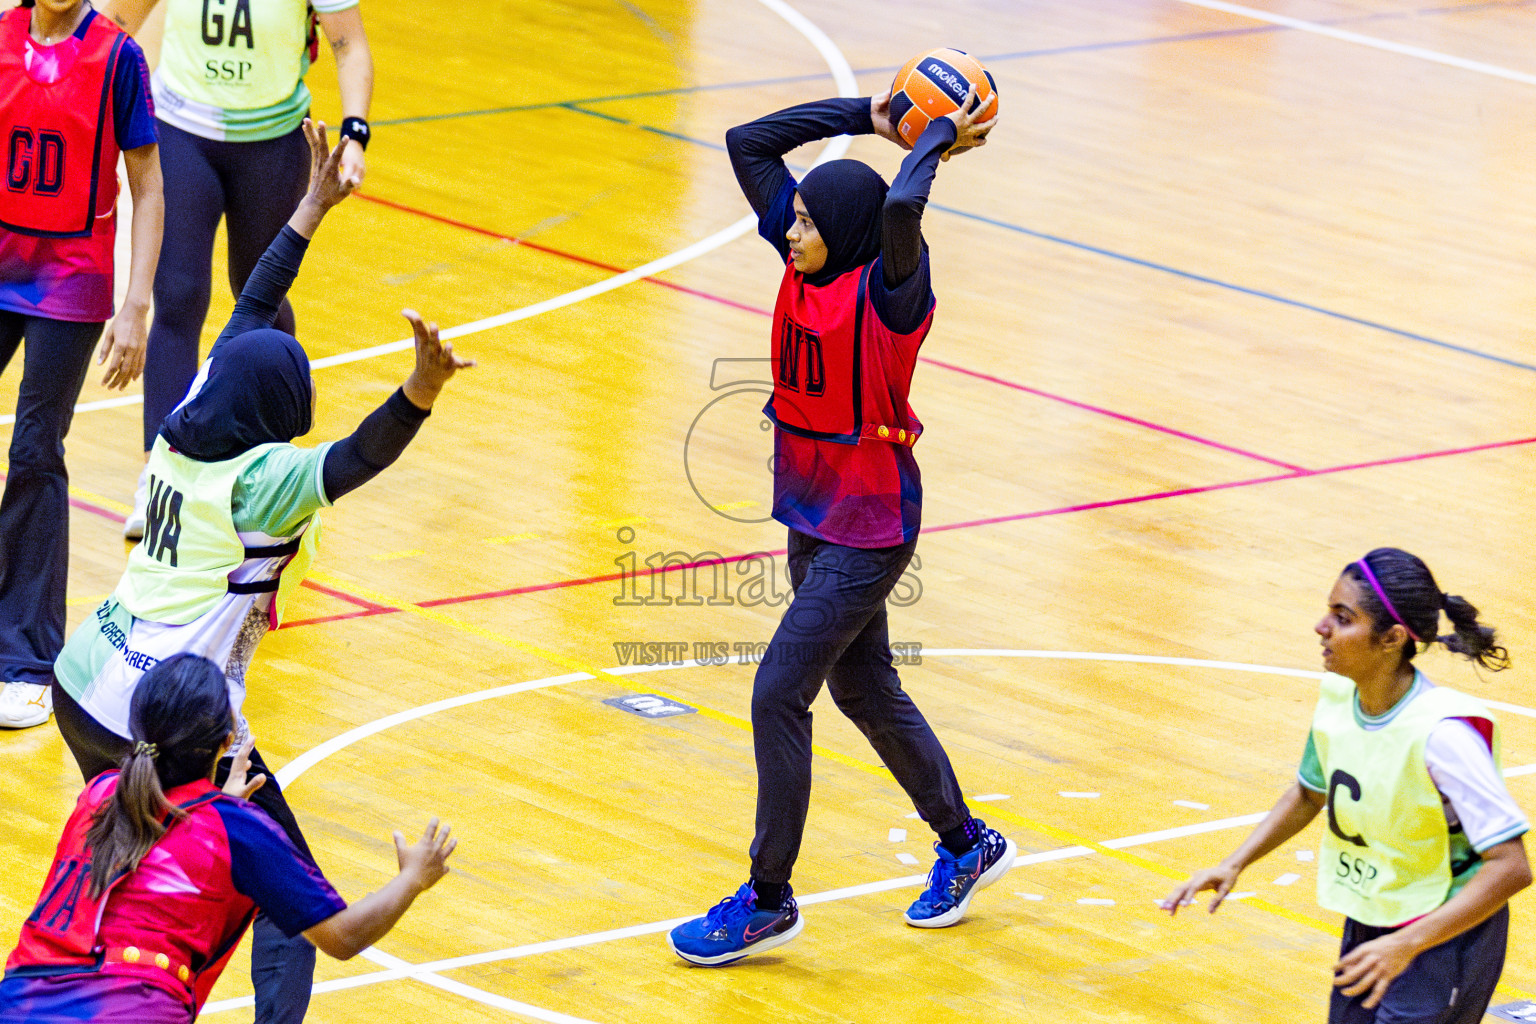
[
  {"xmin": 221, "ymin": 736, "xmax": 268, "ymax": 800},
  {"xmin": 393, "ymin": 817, "xmax": 456, "ymax": 894},
  {"xmin": 302, "ymin": 117, "xmax": 358, "ymax": 208},
  {"xmin": 401, "ymin": 309, "xmax": 474, "ymax": 410},
  {"xmin": 942, "ymin": 84, "xmax": 998, "ymax": 162}
]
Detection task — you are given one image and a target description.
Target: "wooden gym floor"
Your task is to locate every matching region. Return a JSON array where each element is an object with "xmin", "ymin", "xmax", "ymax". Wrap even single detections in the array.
[{"xmin": 4, "ymin": 1, "xmax": 1536, "ymax": 1021}]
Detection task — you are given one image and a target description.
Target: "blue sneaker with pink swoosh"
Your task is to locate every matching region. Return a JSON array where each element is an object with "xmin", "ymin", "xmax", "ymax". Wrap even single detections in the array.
[
  {"xmin": 667, "ymin": 883, "xmax": 804, "ymax": 965},
  {"xmin": 904, "ymin": 821, "xmax": 1016, "ymax": 927}
]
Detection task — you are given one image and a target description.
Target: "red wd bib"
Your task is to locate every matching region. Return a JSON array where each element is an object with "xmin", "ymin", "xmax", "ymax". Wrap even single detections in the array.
[
  {"xmin": 765, "ymin": 260, "xmax": 933, "ymax": 447},
  {"xmin": 0, "ymin": 7, "xmax": 126, "ymax": 238}
]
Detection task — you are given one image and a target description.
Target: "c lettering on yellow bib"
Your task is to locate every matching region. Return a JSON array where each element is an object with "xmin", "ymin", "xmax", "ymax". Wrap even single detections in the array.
[{"xmin": 1310, "ymin": 671, "xmax": 1500, "ymax": 926}]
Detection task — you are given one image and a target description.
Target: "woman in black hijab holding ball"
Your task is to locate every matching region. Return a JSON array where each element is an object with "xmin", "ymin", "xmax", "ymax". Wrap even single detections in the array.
[{"xmin": 668, "ymin": 79, "xmax": 1005, "ymax": 966}]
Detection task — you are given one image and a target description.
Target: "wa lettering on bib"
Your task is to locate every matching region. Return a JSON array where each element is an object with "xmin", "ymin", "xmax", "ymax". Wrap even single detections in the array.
[
  {"xmin": 116, "ymin": 437, "xmax": 274, "ymax": 625},
  {"xmin": 1310, "ymin": 672, "xmax": 1500, "ymax": 926}
]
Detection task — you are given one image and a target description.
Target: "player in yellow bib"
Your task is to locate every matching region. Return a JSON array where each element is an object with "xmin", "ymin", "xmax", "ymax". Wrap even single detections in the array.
[
  {"xmin": 49, "ymin": 120, "xmax": 470, "ymax": 1024},
  {"xmin": 1164, "ymin": 547, "xmax": 1529, "ymax": 1023},
  {"xmin": 103, "ymin": 0, "xmax": 374, "ymax": 538}
]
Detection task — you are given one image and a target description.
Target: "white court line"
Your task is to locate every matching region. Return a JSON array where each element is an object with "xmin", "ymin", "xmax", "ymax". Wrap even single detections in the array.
[
  {"xmin": 360, "ymin": 947, "xmax": 604, "ymax": 1024},
  {"xmin": 227, "ymin": 648, "xmax": 1536, "ymax": 1017},
  {"xmin": 201, "ymin": 814, "xmax": 1271, "ymax": 1014},
  {"xmin": 233, "ymin": 647, "xmax": 1536, "ymax": 1019},
  {"xmin": 0, "ymin": 0, "xmax": 859, "ymax": 428},
  {"xmin": 216, "ymin": 4, "xmax": 858, "ymax": 1021},
  {"xmin": 1172, "ymin": 0, "xmax": 1536, "ymax": 87},
  {"xmin": 1486, "ymin": 700, "xmax": 1536, "ymax": 721}
]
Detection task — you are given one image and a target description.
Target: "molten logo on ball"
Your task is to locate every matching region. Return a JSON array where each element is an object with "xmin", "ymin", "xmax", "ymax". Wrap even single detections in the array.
[{"xmin": 923, "ymin": 61, "xmax": 968, "ymax": 103}]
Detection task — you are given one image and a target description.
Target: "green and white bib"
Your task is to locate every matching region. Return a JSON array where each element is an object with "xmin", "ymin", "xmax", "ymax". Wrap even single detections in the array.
[
  {"xmin": 1310, "ymin": 671, "xmax": 1500, "ymax": 926},
  {"xmin": 116, "ymin": 436, "xmax": 282, "ymax": 624},
  {"xmin": 152, "ymin": 0, "xmax": 357, "ymax": 142}
]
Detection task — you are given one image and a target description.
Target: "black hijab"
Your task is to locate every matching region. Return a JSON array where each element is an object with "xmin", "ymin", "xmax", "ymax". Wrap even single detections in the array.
[
  {"xmin": 796, "ymin": 159, "xmax": 888, "ymax": 287},
  {"xmin": 160, "ymin": 328, "xmax": 313, "ymax": 462}
]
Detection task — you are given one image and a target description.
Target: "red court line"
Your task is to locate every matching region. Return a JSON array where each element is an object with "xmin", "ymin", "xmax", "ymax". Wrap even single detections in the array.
[
  {"xmin": 415, "ymin": 552, "xmax": 788, "ymax": 609},
  {"xmin": 357, "ymin": 191, "xmax": 1300, "ymax": 472},
  {"xmin": 926, "ymin": 435, "xmax": 1536, "ymax": 535},
  {"xmin": 917, "ymin": 356, "xmax": 1307, "ymax": 472},
  {"xmin": 0, "ymin": 470, "xmax": 129, "ymax": 524},
  {"xmin": 277, "ymin": 432, "xmax": 1536, "ymax": 628},
  {"xmin": 299, "ymin": 578, "xmax": 391, "ymax": 612},
  {"xmin": 353, "ymin": 192, "xmax": 772, "ymax": 317},
  {"xmin": 71, "ymin": 496, "xmax": 126, "ymax": 523},
  {"xmin": 280, "ymin": 606, "xmax": 390, "ymax": 629}
]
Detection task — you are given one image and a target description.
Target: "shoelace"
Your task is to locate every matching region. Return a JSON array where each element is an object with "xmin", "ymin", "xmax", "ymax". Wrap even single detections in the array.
[
  {"xmin": 703, "ymin": 891, "xmax": 757, "ymax": 933},
  {"xmin": 921, "ymin": 852, "xmax": 958, "ymax": 903}
]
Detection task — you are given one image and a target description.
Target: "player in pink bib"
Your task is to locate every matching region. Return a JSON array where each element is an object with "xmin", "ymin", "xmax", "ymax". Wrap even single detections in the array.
[{"xmin": 1, "ymin": 653, "xmax": 455, "ymax": 1022}]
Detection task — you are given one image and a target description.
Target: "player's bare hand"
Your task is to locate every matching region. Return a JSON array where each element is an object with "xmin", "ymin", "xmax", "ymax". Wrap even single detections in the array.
[
  {"xmin": 97, "ymin": 301, "xmax": 148, "ymax": 390},
  {"xmin": 301, "ymin": 118, "xmax": 357, "ymax": 209},
  {"xmin": 1160, "ymin": 865, "xmax": 1239, "ymax": 916},
  {"xmin": 401, "ymin": 309, "xmax": 473, "ymax": 410},
  {"xmin": 393, "ymin": 817, "xmax": 456, "ymax": 894},
  {"xmin": 870, "ymin": 90, "xmax": 909, "ymax": 150},
  {"xmin": 1333, "ymin": 931, "xmax": 1418, "ymax": 1009},
  {"xmin": 221, "ymin": 736, "xmax": 268, "ymax": 800},
  {"xmin": 942, "ymin": 84, "xmax": 997, "ymax": 162}
]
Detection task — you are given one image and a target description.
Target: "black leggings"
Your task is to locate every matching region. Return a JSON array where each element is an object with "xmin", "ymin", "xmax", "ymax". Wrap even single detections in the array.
[
  {"xmin": 143, "ymin": 119, "xmax": 309, "ymax": 450},
  {"xmin": 0, "ymin": 314, "xmax": 103, "ymax": 684},
  {"xmin": 748, "ymin": 530, "xmax": 969, "ymax": 884}
]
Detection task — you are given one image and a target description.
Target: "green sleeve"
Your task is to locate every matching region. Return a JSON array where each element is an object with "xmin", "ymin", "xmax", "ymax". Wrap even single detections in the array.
[
  {"xmin": 231, "ymin": 442, "xmax": 334, "ymax": 538},
  {"xmin": 1297, "ymin": 732, "xmax": 1325, "ymax": 792}
]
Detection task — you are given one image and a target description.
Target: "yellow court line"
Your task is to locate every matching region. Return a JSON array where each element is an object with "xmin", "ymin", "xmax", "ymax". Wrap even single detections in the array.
[
  {"xmin": 70, "ymin": 485, "xmax": 132, "ymax": 515},
  {"xmin": 293, "ymin": 569, "xmax": 1535, "ymax": 1000},
  {"xmin": 0, "ymin": 457, "xmax": 133, "ymax": 516}
]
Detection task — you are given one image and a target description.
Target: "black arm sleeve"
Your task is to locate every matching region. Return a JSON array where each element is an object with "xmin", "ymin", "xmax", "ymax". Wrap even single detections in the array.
[
  {"xmin": 726, "ymin": 97, "xmax": 875, "ymax": 258},
  {"xmin": 881, "ymin": 117, "xmax": 956, "ymax": 288},
  {"xmin": 869, "ymin": 118, "xmax": 956, "ymax": 334},
  {"xmin": 320, "ymin": 389, "xmax": 430, "ymax": 502},
  {"xmin": 210, "ymin": 225, "xmax": 309, "ymax": 359}
]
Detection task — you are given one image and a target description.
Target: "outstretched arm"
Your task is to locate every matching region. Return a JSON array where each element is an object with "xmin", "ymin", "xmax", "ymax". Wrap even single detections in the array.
[
  {"xmin": 726, "ymin": 97, "xmax": 875, "ymax": 258},
  {"xmin": 881, "ymin": 85, "xmax": 995, "ymax": 290},
  {"xmin": 211, "ymin": 119, "xmax": 355, "ymax": 354},
  {"xmin": 1162, "ymin": 782, "xmax": 1323, "ymax": 915},
  {"xmin": 320, "ymin": 311, "xmax": 474, "ymax": 501},
  {"xmin": 304, "ymin": 819, "xmax": 456, "ymax": 960}
]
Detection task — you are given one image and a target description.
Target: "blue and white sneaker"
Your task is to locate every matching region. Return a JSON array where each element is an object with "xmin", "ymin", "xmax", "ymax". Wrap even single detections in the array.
[
  {"xmin": 667, "ymin": 883, "xmax": 804, "ymax": 965},
  {"xmin": 904, "ymin": 821, "xmax": 1016, "ymax": 928}
]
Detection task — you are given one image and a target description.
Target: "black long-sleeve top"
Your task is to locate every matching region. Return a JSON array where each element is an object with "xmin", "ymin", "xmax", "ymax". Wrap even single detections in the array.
[
  {"xmin": 725, "ymin": 97, "xmax": 957, "ymax": 334},
  {"xmin": 212, "ymin": 226, "xmax": 429, "ymax": 502}
]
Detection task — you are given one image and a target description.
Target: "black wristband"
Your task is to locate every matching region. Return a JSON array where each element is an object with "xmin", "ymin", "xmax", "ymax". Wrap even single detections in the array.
[{"xmin": 339, "ymin": 116, "xmax": 370, "ymax": 150}]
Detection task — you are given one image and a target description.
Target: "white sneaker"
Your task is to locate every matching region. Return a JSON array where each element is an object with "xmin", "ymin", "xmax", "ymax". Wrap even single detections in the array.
[
  {"xmin": 123, "ymin": 465, "xmax": 149, "ymax": 540},
  {"xmin": 0, "ymin": 681, "xmax": 53, "ymax": 728}
]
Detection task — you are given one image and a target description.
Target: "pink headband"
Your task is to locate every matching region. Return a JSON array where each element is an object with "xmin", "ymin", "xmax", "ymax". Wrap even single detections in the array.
[{"xmin": 1354, "ymin": 559, "xmax": 1423, "ymax": 643}]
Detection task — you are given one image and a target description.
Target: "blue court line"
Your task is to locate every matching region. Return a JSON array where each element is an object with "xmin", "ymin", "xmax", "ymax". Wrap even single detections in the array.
[
  {"xmin": 923, "ymin": 206, "xmax": 1536, "ymax": 373},
  {"xmin": 373, "ymin": 0, "xmax": 1531, "ymax": 129},
  {"xmin": 551, "ymin": 104, "xmax": 1536, "ymax": 374},
  {"xmin": 373, "ymin": 26, "xmax": 1287, "ymax": 127}
]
